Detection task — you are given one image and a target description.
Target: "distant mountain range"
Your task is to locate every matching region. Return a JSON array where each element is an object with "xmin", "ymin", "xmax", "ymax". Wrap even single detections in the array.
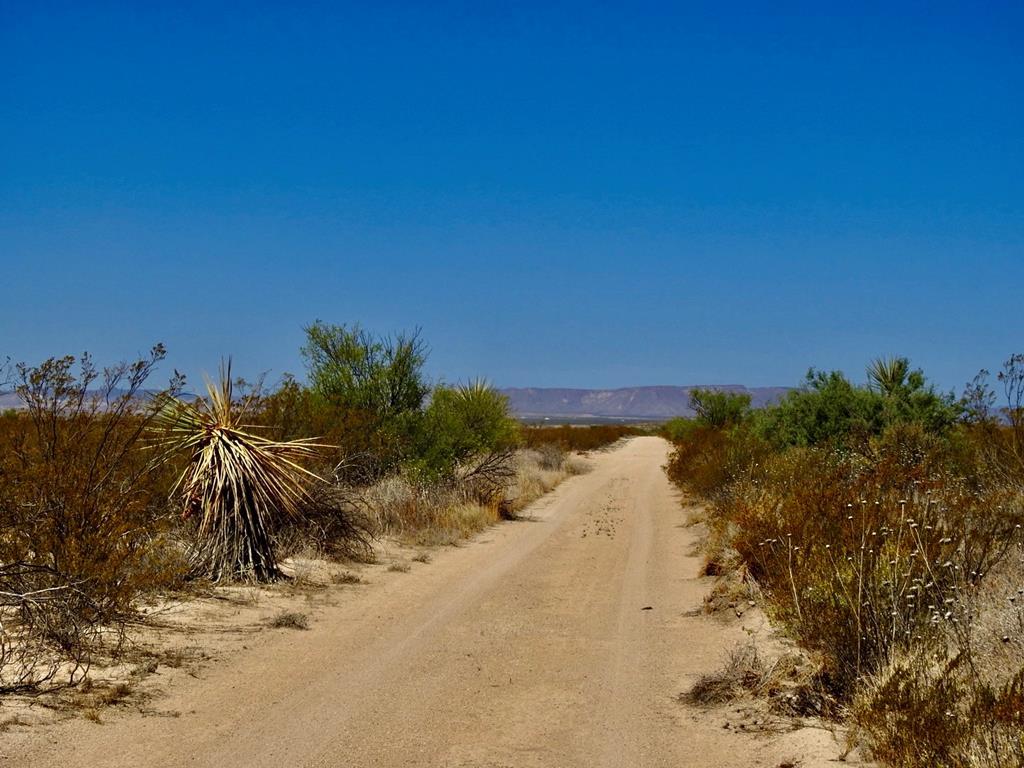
[
  {"xmin": 0, "ymin": 390, "xmax": 198, "ymax": 411},
  {"xmin": 499, "ymin": 386, "xmax": 791, "ymax": 422},
  {"xmin": 2, "ymin": 385, "xmax": 791, "ymax": 423}
]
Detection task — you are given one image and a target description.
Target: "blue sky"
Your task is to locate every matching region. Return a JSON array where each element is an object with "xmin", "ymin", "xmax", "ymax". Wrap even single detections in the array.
[{"xmin": 2, "ymin": 2, "xmax": 1021, "ymax": 391}]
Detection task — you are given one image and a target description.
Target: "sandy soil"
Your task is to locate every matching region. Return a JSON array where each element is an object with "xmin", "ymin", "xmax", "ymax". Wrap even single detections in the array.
[{"xmin": 3, "ymin": 437, "xmax": 861, "ymax": 767}]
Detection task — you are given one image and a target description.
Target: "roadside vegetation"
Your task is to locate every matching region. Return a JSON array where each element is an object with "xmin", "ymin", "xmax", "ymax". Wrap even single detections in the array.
[
  {"xmin": 520, "ymin": 423, "xmax": 648, "ymax": 452},
  {"xmin": 0, "ymin": 322, "xmax": 596, "ymax": 696},
  {"xmin": 663, "ymin": 358, "xmax": 1024, "ymax": 767}
]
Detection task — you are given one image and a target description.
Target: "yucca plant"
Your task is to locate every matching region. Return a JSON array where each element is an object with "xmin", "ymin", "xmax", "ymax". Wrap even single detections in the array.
[
  {"xmin": 151, "ymin": 364, "xmax": 326, "ymax": 582},
  {"xmin": 867, "ymin": 356, "xmax": 911, "ymax": 396}
]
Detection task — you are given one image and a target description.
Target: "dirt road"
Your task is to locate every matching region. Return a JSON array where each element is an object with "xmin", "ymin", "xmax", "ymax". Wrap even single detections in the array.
[{"xmin": 8, "ymin": 437, "xmax": 844, "ymax": 767}]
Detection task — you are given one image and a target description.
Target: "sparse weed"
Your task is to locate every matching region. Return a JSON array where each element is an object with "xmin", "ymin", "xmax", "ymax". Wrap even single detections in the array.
[
  {"xmin": 362, "ymin": 447, "xmax": 578, "ymax": 545},
  {"xmin": 267, "ymin": 611, "xmax": 310, "ymax": 630},
  {"xmin": 685, "ymin": 643, "xmax": 766, "ymax": 706},
  {"xmin": 331, "ymin": 571, "xmax": 362, "ymax": 585}
]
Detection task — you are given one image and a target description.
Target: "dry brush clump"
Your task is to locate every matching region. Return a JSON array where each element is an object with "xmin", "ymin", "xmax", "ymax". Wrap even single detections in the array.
[
  {"xmin": 363, "ymin": 447, "xmax": 585, "ymax": 546},
  {"xmin": 725, "ymin": 442, "xmax": 1023, "ymax": 705},
  {"xmin": 666, "ymin": 357, "xmax": 1024, "ymax": 766},
  {"xmin": 850, "ymin": 541, "xmax": 1024, "ymax": 768},
  {"xmin": 685, "ymin": 642, "xmax": 769, "ymax": 706},
  {"xmin": 505, "ymin": 447, "xmax": 587, "ymax": 515},
  {"xmin": 267, "ymin": 610, "xmax": 310, "ymax": 630},
  {"xmin": 0, "ymin": 348, "xmax": 187, "ymax": 692},
  {"xmin": 271, "ymin": 482, "xmax": 375, "ymax": 563},
  {"xmin": 520, "ymin": 423, "xmax": 647, "ymax": 453}
]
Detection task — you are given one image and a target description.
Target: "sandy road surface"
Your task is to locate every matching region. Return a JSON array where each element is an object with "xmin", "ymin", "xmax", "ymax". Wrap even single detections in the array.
[{"xmin": 7, "ymin": 437, "xmax": 845, "ymax": 767}]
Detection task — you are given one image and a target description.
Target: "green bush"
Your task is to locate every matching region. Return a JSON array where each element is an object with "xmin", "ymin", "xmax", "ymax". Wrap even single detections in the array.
[
  {"xmin": 413, "ymin": 382, "xmax": 518, "ymax": 481},
  {"xmin": 660, "ymin": 416, "xmax": 697, "ymax": 444},
  {"xmin": 299, "ymin": 321, "xmax": 429, "ymax": 478},
  {"xmin": 753, "ymin": 361, "xmax": 959, "ymax": 449},
  {"xmin": 688, "ymin": 387, "xmax": 752, "ymax": 427}
]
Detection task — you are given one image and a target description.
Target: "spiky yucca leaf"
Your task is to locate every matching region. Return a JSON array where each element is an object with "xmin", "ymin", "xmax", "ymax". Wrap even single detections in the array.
[
  {"xmin": 867, "ymin": 357, "xmax": 910, "ymax": 396},
  {"xmin": 151, "ymin": 365, "xmax": 327, "ymax": 581}
]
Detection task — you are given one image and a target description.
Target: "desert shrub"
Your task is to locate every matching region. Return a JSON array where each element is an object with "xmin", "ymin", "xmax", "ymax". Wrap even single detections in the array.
[
  {"xmin": 660, "ymin": 416, "xmax": 697, "ymax": 444},
  {"xmin": 458, "ymin": 448, "xmax": 518, "ymax": 511},
  {"xmin": 719, "ymin": 430, "xmax": 1023, "ymax": 706},
  {"xmin": 687, "ymin": 387, "xmax": 752, "ymax": 427},
  {"xmin": 0, "ymin": 348, "xmax": 186, "ymax": 690},
  {"xmin": 960, "ymin": 355, "xmax": 1024, "ymax": 483},
  {"xmin": 853, "ymin": 650, "xmax": 1024, "ymax": 768},
  {"xmin": 534, "ymin": 442, "xmax": 566, "ymax": 471},
  {"xmin": 665, "ymin": 355, "xmax": 1024, "ymax": 763},
  {"xmin": 662, "ymin": 387, "xmax": 768, "ymax": 499},
  {"xmin": 684, "ymin": 642, "xmax": 767, "ymax": 706},
  {"xmin": 412, "ymin": 381, "xmax": 518, "ymax": 482},
  {"xmin": 851, "ymin": 541, "xmax": 1024, "ymax": 767},
  {"xmin": 665, "ymin": 422, "xmax": 771, "ymax": 500},
  {"xmin": 752, "ymin": 361, "xmax": 959, "ymax": 450},
  {"xmin": 519, "ymin": 423, "xmax": 645, "ymax": 452},
  {"xmin": 254, "ymin": 376, "xmax": 393, "ymax": 484},
  {"xmin": 272, "ymin": 483, "xmax": 375, "ymax": 563},
  {"xmin": 299, "ymin": 321, "xmax": 428, "ymax": 479},
  {"xmin": 0, "ymin": 564, "xmax": 105, "ymax": 692}
]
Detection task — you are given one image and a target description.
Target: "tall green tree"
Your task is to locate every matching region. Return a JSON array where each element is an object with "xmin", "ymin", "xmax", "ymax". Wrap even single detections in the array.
[
  {"xmin": 302, "ymin": 321, "xmax": 428, "ymax": 418},
  {"xmin": 300, "ymin": 321, "xmax": 429, "ymax": 477},
  {"xmin": 688, "ymin": 388, "xmax": 752, "ymax": 428}
]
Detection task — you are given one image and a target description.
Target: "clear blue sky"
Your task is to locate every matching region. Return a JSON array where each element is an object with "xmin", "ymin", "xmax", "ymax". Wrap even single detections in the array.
[{"xmin": 2, "ymin": 2, "xmax": 1021, "ymax": 392}]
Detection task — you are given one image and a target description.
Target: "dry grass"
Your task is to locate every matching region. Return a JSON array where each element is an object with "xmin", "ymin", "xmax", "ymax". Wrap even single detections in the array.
[
  {"xmin": 685, "ymin": 643, "xmax": 767, "ymax": 706},
  {"xmin": 503, "ymin": 448, "xmax": 588, "ymax": 517},
  {"xmin": 363, "ymin": 448, "xmax": 586, "ymax": 547},
  {"xmin": 364, "ymin": 476, "xmax": 486, "ymax": 544},
  {"xmin": 850, "ymin": 549, "xmax": 1024, "ymax": 767}
]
